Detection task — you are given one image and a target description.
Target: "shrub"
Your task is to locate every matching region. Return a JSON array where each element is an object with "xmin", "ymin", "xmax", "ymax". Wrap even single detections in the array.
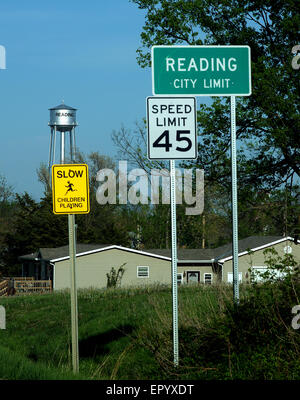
[{"xmin": 106, "ymin": 263, "xmax": 126, "ymax": 288}]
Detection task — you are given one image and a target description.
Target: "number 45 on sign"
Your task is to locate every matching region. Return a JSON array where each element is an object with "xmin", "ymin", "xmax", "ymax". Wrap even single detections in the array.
[{"xmin": 147, "ymin": 97, "xmax": 197, "ymax": 160}]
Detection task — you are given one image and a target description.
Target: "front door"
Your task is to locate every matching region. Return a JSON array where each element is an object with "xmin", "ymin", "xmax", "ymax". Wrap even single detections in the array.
[{"xmin": 187, "ymin": 271, "xmax": 200, "ymax": 284}]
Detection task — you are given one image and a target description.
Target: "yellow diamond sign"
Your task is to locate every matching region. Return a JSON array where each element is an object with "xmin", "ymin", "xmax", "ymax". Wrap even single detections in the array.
[{"xmin": 52, "ymin": 164, "xmax": 90, "ymax": 214}]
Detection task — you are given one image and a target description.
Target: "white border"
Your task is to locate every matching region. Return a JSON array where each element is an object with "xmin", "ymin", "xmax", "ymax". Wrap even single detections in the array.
[
  {"xmin": 51, "ymin": 245, "xmax": 172, "ymax": 263},
  {"xmin": 52, "ymin": 263, "xmax": 55, "ymax": 290},
  {"xmin": 146, "ymin": 96, "xmax": 198, "ymax": 160},
  {"xmin": 151, "ymin": 45, "xmax": 252, "ymax": 96}
]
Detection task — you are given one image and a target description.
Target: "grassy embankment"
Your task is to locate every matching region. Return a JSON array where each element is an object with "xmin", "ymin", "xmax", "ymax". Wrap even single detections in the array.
[{"xmin": 0, "ymin": 281, "xmax": 300, "ymax": 380}]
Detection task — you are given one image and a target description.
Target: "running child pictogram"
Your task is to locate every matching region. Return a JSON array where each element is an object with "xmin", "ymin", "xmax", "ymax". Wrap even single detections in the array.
[{"xmin": 65, "ymin": 181, "xmax": 77, "ymax": 195}]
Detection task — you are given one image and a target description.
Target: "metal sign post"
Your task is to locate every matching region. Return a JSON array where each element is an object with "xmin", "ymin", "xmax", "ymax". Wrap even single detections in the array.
[
  {"xmin": 146, "ymin": 96, "xmax": 197, "ymax": 367},
  {"xmin": 68, "ymin": 213, "xmax": 79, "ymax": 373},
  {"xmin": 231, "ymin": 96, "xmax": 239, "ymax": 304},
  {"xmin": 170, "ymin": 159, "xmax": 179, "ymax": 366}
]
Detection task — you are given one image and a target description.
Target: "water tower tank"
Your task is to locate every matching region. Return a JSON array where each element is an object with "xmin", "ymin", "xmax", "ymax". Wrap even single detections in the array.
[{"xmin": 49, "ymin": 103, "xmax": 77, "ymax": 132}]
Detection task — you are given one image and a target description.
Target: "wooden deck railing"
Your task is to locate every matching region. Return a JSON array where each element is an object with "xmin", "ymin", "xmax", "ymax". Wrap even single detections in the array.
[
  {"xmin": 13, "ymin": 277, "xmax": 34, "ymax": 281},
  {"xmin": 14, "ymin": 279, "xmax": 52, "ymax": 295},
  {"xmin": 0, "ymin": 279, "xmax": 9, "ymax": 296}
]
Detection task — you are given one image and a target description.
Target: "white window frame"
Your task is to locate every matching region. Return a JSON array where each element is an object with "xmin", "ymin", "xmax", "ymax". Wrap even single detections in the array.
[
  {"xmin": 204, "ymin": 273, "xmax": 213, "ymax": 284},
  {"xmin": 284, "ymin": 245, "xmax": 292, "ymax": 254},
  {"xmin": 177, "ymin": 273, "xmax": 183, "ymax": 285},
  {"xmin": 227, "ymin": 272, "xmax": 242, "ymax": 284},
  {"xmin": 186, "ymin": 270, "xmax": 201, "ymax": 283},
  {"xmin": 137, "ymin": 266, "xmax": 149, "ymax": 278}
]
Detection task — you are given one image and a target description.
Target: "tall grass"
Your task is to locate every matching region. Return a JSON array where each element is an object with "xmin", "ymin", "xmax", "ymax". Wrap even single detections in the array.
[{"xmin": 0, "ymin": 281, "xmax": 300, "ymax": 380}]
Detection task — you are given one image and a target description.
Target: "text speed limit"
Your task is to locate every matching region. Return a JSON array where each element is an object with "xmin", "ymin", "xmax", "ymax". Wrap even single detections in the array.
[{"xmin": 146, "ymin": 97, "xmax": 197, "ymax": 160}]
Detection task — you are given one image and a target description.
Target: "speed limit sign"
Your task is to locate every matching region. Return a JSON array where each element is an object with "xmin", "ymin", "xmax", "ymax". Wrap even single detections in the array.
[{"xmin": 146, "ymin": 96, "xmax": 197, "ymax": 160}]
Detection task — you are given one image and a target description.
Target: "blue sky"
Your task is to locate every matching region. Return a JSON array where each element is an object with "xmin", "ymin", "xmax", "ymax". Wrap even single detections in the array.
[{"xmin": 0, "ymin": 1, "xmax": 153, "ymax": 199}]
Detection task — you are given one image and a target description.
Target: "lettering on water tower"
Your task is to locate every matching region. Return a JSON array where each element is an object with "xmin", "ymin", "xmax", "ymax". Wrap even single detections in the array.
[{"xmin": 52, "ymin": 164, "xmax": 90, "ymax": 214}]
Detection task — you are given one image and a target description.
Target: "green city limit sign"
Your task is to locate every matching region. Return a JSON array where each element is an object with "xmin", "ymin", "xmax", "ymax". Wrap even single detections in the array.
[{"xmin": 152, "ymin": 45, "xmax": 251, "ymax": 96}]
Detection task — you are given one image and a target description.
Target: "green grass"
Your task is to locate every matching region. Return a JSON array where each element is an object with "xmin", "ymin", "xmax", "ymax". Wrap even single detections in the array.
[
  {"xmin": 0, "ymin": 285, "xmax": 175, "ymax": 380},
  {"xmin": 0, "ymin": 282, "xmax": 300, "ymax": 380}
]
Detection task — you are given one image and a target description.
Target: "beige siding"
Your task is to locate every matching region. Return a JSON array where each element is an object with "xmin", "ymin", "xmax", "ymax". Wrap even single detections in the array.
[
  {"xmin": 222, "ymin": 240, "xmax": 300, "ymax": 283},
  {"xmin": 53, "ymin": 240, "xmax": 300, "ymax": 289},
  {"xmin": 54, "ymin": 248, "xmax": 172, "ymax": 290}
]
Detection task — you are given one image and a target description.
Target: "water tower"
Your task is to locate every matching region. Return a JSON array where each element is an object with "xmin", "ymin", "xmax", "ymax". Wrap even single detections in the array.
[{"xmin": 48, "ymin": 102, "xmax": 78, "ymax": 167}]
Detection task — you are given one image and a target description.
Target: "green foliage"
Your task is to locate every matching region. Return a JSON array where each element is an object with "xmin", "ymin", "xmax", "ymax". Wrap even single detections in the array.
[
  {"xmin": 0, "ymin": 345, "xmax": 84, "ymax": 380},
  {"xmin": 106, "ymin": 263, "xmax": 126, "ymax": 288},
  {"xmin": 0, "ymin": 151, "xmax": 131, "ymax": 276},
  {"xmin": 0, "ymin": 192, "xmax": 69, "ymax": 275},
  {"xmin": 1, "ymin": 281, "xmax": 300, "ymax": 379},
  {"xmin": 131, "ymin": 0, "xmax": 300, "ymax": 237},
  {"xmin": 249, "ymin": 247, "xmax": 300, "ymax": 283}
]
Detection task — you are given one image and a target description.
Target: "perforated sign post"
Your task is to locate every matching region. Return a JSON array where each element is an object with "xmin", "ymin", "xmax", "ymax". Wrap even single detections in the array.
[
  {"xmin": 150, "ymin": 45, "xmax": 251, "ymax": 368},
  {"xmin": 52, "ymin": 163, "xmax": 90, "ymax": 374},
  {"xmin": 147, "ymin": 96, "xmax": 197, "ymax": 368}
]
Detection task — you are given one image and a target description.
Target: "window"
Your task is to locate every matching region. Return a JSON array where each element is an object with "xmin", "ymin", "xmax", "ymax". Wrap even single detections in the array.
[
  {"xmin": 137, "ymin": 266, "xmax": 149, "ymax": 278},
  {"xmin": 284, "ymin": 245, "xmax": 292, "ymax": 254},
  {"xmin": 187, "ymin": 271, "xmax": 200, "ymax": 284},
  {"xmin": 204, "ymin": 273, "xmax": 212, "ymax": 285},
  {"xmin": 252, "ymin": 266, "xmax": 292, "ymax": 282},
  {"xmin": 177, "ymin": 273, "xmax": 183, "ymax": 285},
  {"xmin": 251, "ymin": 266, "xmax": 267, "ymax": 282},
  {"xmin": 227, "ymin": 272, "xmax": 242, "ymax": 283}
]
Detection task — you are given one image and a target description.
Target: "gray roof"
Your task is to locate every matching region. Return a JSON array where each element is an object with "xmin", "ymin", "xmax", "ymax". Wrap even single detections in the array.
[
  {"xmin": 49, "ymin": 103, "xmax": 77, "ymax": 111},
  {"xmin": 146, "ymin": 236, "xmax": 286, "ymax": 262},
  {"xmin": 212, "ymin": 235, "xmax": 285, "ymax": 261},
  {"xmin": 19, "ymin": 236, "xmax": 289, "ymax": 264},
  {"xmin": 146, "ymin": 248, "xmax": 215, "ymax": 261},
  {"xmin": 19, "ymin": 244, "xmax": 111, "ymax": 262}
]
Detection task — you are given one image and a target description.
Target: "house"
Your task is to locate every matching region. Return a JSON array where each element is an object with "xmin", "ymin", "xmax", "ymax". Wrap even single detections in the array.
[
  {"xmin": 18, "ymin": 236, "xmax": 300, "ymax": 290},
  {"xmin": 211, "ymin": 235, "xmax": 300, "ymax": 283}
]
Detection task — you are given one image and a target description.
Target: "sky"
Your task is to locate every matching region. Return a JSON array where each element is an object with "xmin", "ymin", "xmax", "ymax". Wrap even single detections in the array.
[{"xmin": 0, "ymin": 1, "xmax": 153, "ymax": 200}]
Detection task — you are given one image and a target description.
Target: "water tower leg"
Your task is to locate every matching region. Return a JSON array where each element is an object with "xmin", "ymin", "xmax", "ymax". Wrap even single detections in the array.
[
  {"xmin": 72, "ymin": 128, "xmax": 76, "ymax": 162},
  {"xmin": 70, "ymin": 130, "xmax": 74, "ymax": 162},
  {"xmin": 61, "ymin": 131, "xmax": 65, "ymax": 164},
  {"xmin": 52, "ymin": 126, "xmax": 56, "ymax": 165},
  {"xmin": 48, "ymin": 128, "xmax": 53, "ymax": 170}
]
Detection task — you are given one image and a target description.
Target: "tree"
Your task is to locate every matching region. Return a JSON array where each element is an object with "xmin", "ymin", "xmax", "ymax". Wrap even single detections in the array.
[
  {"xmin": 128, "ymin": 0, "xmax": 299, "ymax": 237},
  {"xmin": 1, "ymin": 150, "xmax": 130, "ymax": 276},
  {"xmin": 132, "ymin": 1, "xmax": 299, "ymax": 179},
  {"xmin": 0, "ymin": 174, "xmax": 16, "ymax": 265},
  {"xmin": 0, "ymin": 192, "xmax": 68, "ymax": 275},
  {"xmin": 36, "ymin": 151, "xmax": 130, "ymax": 247}
]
